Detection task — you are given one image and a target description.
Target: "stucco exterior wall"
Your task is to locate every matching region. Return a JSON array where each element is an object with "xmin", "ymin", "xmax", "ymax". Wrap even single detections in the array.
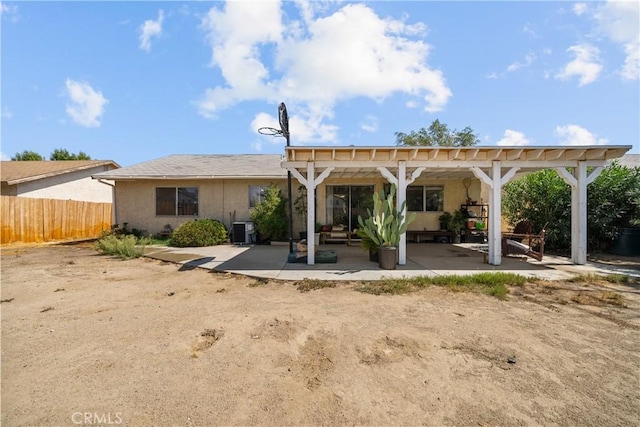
[
  {"xmin": 114, "ymin": 179, "xmax": 287, "ymax": 236},
  {"xmin": 312, "ymin": 176, "xmax": 482, "ymax": 232},
  {"xmin": 114, "ymin": 174, "xmax": 483, "ymax": 237},
  {"xmin": 14, "ymin": 165, "xmax": 115, "ymax": 203}
]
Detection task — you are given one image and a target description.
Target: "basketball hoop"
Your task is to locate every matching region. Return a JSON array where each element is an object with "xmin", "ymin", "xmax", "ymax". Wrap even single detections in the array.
[
  {"xmin": 278, "ymin": 102, "xmax": 289, "ymax": 139},
  {"xmin": 257, "ymin": 126, "xmax": 283, "ymax": 136},
  {"xmin": 256, "ymin": 102, "xmax": 293, "ymax": 254}
]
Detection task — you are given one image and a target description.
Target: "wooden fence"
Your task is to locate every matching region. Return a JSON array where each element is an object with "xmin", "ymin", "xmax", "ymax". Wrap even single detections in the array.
[{"xmin": 1, "ymin": 196, "xmax": 112, "ymax": 244}]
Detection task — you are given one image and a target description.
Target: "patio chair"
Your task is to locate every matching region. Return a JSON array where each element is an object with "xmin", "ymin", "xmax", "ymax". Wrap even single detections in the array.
[{"xmin": 501, "ymin": 221, "xmax": 546, "ymax": 261}]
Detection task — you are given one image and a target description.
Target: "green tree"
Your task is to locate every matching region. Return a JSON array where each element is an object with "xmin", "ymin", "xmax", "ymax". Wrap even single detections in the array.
[
  {"xmin": 11, "ymin": 150, "xmax": 44, "ymax": 161},
  {"xmin": 50, "ymin": 148, "xmax": 91, "ymax": 160},
  {"xmin": 250, "ymin": 184, "xmax": 288, "ymax": 242},
  {"xmin": 586, "ymin": 162, "xmax": 640, "ymax": 247},
  {"xmin": 503, "ymin": 161, "xmax": 640, "ymax": 252},
  {"xmin": 502, "ymin": 169, "xmax": 571, "ymax": 251},
  {"xmin": 395, "ymin": 119, "xmax": 479, "ymax": 146}
]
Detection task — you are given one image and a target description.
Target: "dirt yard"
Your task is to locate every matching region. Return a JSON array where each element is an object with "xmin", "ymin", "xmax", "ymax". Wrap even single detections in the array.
[{"xmin": 2, "ymin": 244, "xmax": 639, "ymax": 426}]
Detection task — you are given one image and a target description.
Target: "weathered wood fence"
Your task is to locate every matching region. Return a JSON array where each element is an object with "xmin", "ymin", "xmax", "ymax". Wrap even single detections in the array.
[{"xmin": 1, "ymin": 196, "xmax": 112, "ymax": 244}]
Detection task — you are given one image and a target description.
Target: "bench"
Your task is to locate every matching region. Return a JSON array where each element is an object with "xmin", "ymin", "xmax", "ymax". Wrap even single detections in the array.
[{"xmin": 407, "ymin": 230, "xmax": 454, "ymax": 243}]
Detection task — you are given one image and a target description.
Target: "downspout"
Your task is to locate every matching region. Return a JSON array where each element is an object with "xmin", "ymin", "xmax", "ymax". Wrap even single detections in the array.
[{"xmin": 97, "ymin": 179, "xmax": 117, "ymax": 226}]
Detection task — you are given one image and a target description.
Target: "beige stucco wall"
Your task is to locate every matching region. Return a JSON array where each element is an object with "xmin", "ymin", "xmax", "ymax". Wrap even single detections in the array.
[
  {"xmin": 114, "ymin": 179, "xmax": 288, "ymax": 235},
  {"xmin": 114, "ymin": 175, "xmax": 485, "ymax": 236},
  {"xmin": 14, "ymin": 165, "xmax": 115, "ymax": 203},
  {"xmin": 308, "ymin": 176, "xmax": 483, "ymax": 232}
]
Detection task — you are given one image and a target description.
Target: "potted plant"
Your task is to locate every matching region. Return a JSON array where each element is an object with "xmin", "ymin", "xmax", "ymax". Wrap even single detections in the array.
[
  {"xmin": 357, "ymin": 184, "xmax": 416, "ymax": 270},
  {"xmin": 450, "ymin": 210, "xmax": 467, "ymax": 243},
  {"xmin": 439, "ymin": 210, "xmax": 466, "ymax": 243},
  {"xmin": 356, "ymin": 228, "xmax": 379, "ymax": 262},
  {"xmin": 438, "ymin": 211, "xmax": 452, "ymax": 231}
]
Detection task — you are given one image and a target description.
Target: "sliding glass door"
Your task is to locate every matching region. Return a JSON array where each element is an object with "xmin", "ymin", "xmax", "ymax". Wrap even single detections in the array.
[{"xmin": 325, "ymin": 185, "xmax": 374, "ymax": 232}]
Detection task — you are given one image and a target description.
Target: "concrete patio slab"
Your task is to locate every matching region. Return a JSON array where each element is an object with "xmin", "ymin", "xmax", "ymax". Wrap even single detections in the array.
[{"xmin": 141, "ymin": 242, "xmax": 639, "ymax": 281}]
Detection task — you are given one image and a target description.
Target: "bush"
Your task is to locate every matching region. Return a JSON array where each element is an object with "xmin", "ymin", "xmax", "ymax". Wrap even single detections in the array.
[
  {"xmin": 169, "ymin": 219, "xmax": 227, "ymax": 247},
  {"xmin": 503, "ymin": 161, "xmax": 640, "ymax": 252},
  {"xmin": 250, "ymin": 184, "xmax": 288, "ymax": 241},
  {"xmin": 95, "ymin": 234, "xmax": 145, "ymax": 259}
]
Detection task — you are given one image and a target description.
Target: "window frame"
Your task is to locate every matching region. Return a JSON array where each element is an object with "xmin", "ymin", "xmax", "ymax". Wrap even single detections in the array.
[
  {"xmin": 248, "ymin": 185, "xmax": 269, "ymax": 208},
  {"xmin": 406, "ymin": 185, "xmax": 444, "ymax": 212},
  {"xmin": 155, "ymin": 187, "xmax": 199, "ymax": 216}
]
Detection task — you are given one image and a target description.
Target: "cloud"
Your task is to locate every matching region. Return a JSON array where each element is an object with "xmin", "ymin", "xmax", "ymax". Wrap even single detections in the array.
[
  {"xmin": 197, "ymin": 1, "xmax": 451, "ymax": 143},
  {"xmin": 523, "ymin": 23, "xmax": 537, "ymax": 38},
  {"xmin": 0, "ymin": 152, "xmax": 10, "ymax": 161},
  {"xmin": 359, "ymin": 115, "xmax": 378, "ymax": 133},
  {"xmin": 64, "ymin": 79, "xmax": 108, "ymax": 127},
  {"xmin": 496, "ymin": 130, "xmax": 531, "ymax": 146},
  {"xmin": 488, "ymin": 52, "xmax": 536, "ymax": 79},
  {"xmin": 591, "ymin": 0, "xmax": 640, "ymax": 80},
  {"xmin": 2, "ymin": 106, "xmax": 12, "ymax": 119},
  {"xmin": 554, "ymin": 124, "xmax": 608, "ymax": 145},
  {"xmin": 555, "ymin": 44, "xmax": 602, "ymax": 86},
  {"xmin": 506, "ymin": 53, "xmax": 536, "ymax": 72},
  {"xmin": 0, "ymin": 3, "xmax": 19, "ymax": 22},
  {"xmin": 251, "ymin": 108, "xmax": 339, "ymax": 144},
  {"xmin": 572, "ymin": 3, "xmax": 588, "ymax": 16},
  {"xmin": 139, "ymin": 9, "xmax": 164, "ymax": 52}
]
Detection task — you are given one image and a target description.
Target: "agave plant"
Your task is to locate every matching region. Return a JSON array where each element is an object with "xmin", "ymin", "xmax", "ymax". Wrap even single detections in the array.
[{"xmin": 357, "ymin": 184, "xmax": 416, "ymax": 248}]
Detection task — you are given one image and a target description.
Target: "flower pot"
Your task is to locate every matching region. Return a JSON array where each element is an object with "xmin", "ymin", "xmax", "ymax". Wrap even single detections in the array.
[
  {"xmin": 369, "ymin": 249, "xmax": 379, "ymax": 263},
  {"xmin": 378, "ymin": 246, "xmax": 397, "ymax": 270}
]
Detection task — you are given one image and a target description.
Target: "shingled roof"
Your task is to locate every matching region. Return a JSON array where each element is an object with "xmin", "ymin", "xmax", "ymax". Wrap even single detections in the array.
[
  {"xmin": 1, "ymin": 160, "xmax": 119, "ymax": 185},
  {"xmin": 92, "ymin": 154, "xmax": 287, "ymax": 180}
]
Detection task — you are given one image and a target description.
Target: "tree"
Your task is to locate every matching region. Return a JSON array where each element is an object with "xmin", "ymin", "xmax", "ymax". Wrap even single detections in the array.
[
  {"xmin": 50, "ymin": 148, "xmax": 91, "ymax": 160},
  {"xmin": 11, "ymin": 150, "xmax": 44, "ymax": 161},
  {"xmin": 502, "ymin": 161, "xmax": 640, "ymax": 253},
  {"xmin": 250, "ymin": 184, "xmax": 288, "ymax": 242},
  {"xmin": 395, "ymin": 119, "xmax": 479, "ymax": 146}
]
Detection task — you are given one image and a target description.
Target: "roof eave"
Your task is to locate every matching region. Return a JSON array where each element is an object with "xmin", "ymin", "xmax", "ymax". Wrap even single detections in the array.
[{"xmin": 5, "ymin": 161, "xmax": 120, "ymax": 185}]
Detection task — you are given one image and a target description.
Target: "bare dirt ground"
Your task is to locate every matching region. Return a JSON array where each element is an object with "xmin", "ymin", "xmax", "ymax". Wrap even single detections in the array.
[{"xmin": 2, "ymin": 244, "xmax": 639, "ymax": 426}]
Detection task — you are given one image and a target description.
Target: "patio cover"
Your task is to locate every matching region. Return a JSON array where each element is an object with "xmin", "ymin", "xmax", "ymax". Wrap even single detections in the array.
[{"xmin": 282, "ymin": 145, "xmax": 631, "ymax": 266}]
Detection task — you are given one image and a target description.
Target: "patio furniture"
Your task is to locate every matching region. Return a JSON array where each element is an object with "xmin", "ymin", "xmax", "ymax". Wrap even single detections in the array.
[
  {"xmin": 406, "ymin": 230, "xmax": 454, "ymax": 243},
  {"xmin": 501, "ymin": 221, "xmax": 546, "ymax": 261},
  {"xmin": 320, "ymin": 225, "xmax": 352, "ymax": 245}
]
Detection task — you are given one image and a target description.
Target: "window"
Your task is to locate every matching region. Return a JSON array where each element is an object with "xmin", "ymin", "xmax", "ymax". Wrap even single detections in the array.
[
  {"xmin": 249, "ymin": 185, "xmax": 268, "ymax": 208},
  {"xmin": 326, "ymin": 185, "xmax": 374, "ymax": 231},
  {"xmin": 407, "ymin": 186, "xmax": 444, "ymax": 212},
  {"xmin": 155, "ymin": 187, "xmax": 198, "ymax": 216}
]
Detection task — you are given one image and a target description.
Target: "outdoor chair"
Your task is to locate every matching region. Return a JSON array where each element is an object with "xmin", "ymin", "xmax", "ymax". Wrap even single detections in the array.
[{"xmin": 501, "ymin": 221, "xmax": 546, "ymax": 261}]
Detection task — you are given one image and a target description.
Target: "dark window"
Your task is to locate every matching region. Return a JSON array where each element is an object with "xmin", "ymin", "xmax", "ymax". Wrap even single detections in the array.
[
  {"xmin": 249, "ymin": 185, "xmax": 268, "ymax": 208},
  {"xmin": 406, "ymin": 186, "xmax": 424, "ymax": 211},
  {"xmin": 156, "ymin": 187, "xmax": 198, "ymax": 216},
  {"xmin": 406, "ymin": 186, "xmax": 444, "ymax": 212}
]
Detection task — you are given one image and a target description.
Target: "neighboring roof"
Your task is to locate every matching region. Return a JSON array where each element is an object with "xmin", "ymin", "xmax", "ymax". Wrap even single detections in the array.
[
  {"xmin": 1, "ymin": 160, "xmax": 120, "ymax": 185},
  {"xmin": 92, "ymin": 154, "xmax": 287, "ymax": 180},
  {"xmin": 618, "ymin": 153, "xmax": 639, "ymax": 168}
]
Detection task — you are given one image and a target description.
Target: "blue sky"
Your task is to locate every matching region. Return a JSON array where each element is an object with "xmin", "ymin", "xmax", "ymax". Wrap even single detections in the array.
[{"xmin": 1, "ymin": 1, "xmax": 638, "ymax": 166}]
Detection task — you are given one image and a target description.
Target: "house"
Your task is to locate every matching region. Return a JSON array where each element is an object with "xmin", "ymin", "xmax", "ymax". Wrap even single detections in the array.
[
  {"xmin": 93, "ymin": 146, "xmax": 632, "ymax": 267},
  {"xmin": 1, "ymin": 160, "xmax": 119, "ymax": 203},
  {"xmin": 91, "ymin": 154, "xmax": 289, "ymax": 236}
]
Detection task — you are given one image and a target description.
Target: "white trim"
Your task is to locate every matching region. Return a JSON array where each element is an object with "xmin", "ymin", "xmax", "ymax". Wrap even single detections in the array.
[{"xmin": 282, "ymin": 146, "xmax": 631, "ymax": 267}]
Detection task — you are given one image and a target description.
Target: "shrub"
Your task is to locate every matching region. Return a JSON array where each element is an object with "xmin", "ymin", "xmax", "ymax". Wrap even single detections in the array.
[
  {"xmin": 169, "ymin": 219, "xmax": 227, "ymax": 247},
  {"xmin": 250, "ymin": 184, "xmax": 288, "ymax": 241},
  {"xmin": 95, "ymin": 234, "xmax": 145, "ymax": 259}
]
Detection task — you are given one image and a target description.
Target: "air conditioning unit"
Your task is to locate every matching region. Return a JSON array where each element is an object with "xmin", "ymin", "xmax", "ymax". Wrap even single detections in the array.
[{"xmin": 232, "ymin": 221, "xmax": 254, "ymax": 244}]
